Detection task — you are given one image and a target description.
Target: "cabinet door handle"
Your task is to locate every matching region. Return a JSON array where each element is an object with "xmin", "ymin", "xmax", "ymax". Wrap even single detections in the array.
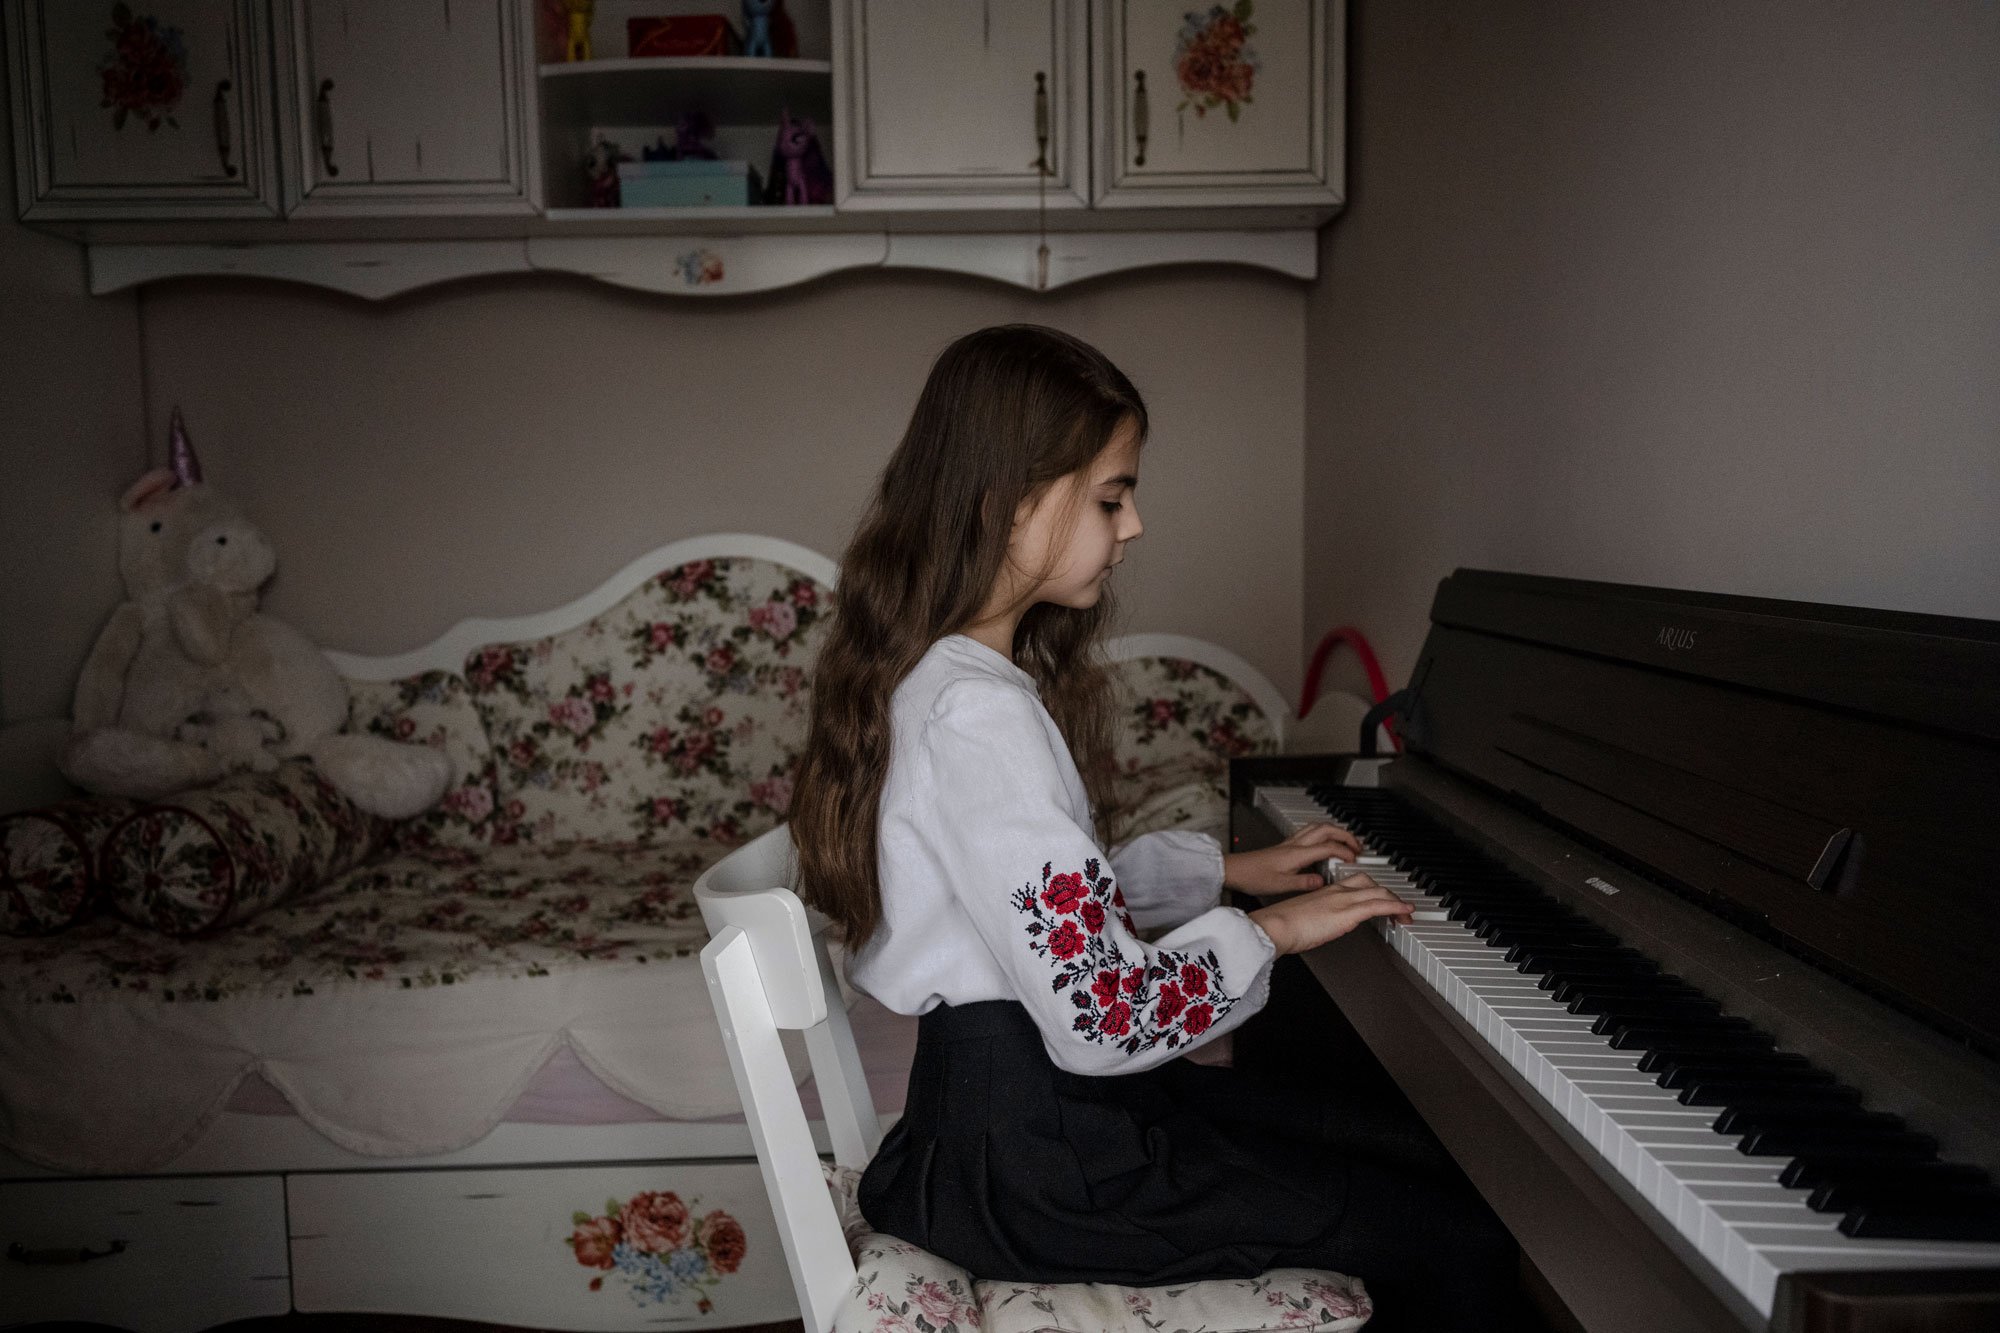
[
  {"xmin": 211, "ymin": 79, "xmax": 237, "ymax": 178},
  {"xmin": 1132, "ymin": 70, "xmax": 1149, "ymax": 168},
  {"xmin": 1033, "ymin": 71, "xmax": 1054, "ymax": 177},
  {"xmin": 315, "ymin": 79, "xmax": 340, "ymax": 178},
  {"xmin": 7, "ymin": 1239, "xmax": 128, "ymax": 1266}
]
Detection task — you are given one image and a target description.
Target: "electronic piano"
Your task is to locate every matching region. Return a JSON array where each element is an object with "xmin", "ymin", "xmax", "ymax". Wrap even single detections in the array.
[{"xmin": 1230, "ymin": 571, "xmax": 2000, "ymax": 1333}]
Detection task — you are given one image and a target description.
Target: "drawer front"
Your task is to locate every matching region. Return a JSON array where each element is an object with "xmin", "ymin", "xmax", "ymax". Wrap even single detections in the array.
[
  {"xmin": 0, "ymin": 1174, "xmax": 290, "ymax": 1332},
  {"xmin": 289, "ymin": 1160, "xmax": 796, "ymax": 1328}
]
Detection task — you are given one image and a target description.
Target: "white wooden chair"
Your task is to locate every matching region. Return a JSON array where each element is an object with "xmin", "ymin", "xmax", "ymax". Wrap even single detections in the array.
[{"xmin": 696, "ymin": 824, "xmax": 1376, "ymax": 1333}]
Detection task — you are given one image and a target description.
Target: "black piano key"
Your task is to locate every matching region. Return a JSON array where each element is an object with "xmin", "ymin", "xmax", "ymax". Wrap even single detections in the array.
[
  {"xmin": 1503, "ymin": 940, "xmax": 1623, "ymax": 964},
  {"xmin": 1576, "ymin": 996, "xmax": 1725, "ymax": 1021},
  {"xmin": 1840, "ymin": 1199, "xmax": 2000, "ymax": 1243},
  {"xmin": 1610, "ymin": 1027, "xmax": 1775, "ymax": 1054},
  {"xmin": 1738, "ymin": 1126, "xmax": 1937, "ymax": 1159},
  {"xmin": 1538, "ymin": 969, "xmax": 1665, "ymax": 995},
  {"xmin": 1676, "ymin": 1080, "xmax": 1860, "ymax": 1110},
  {"xmin": 1713, "ymin": 1106, "xmax": 1904, "ymax": 1137},
  {"xmin": 1809, "ymin": 1176, "xmax": 1997, "ymax": 1214},
  {"xmin": 1656, "ymin": 1055, "xmax": 1819, "ymax": 1089},
  {"xmin": 1640, "ymin": 1046, "xmax": 1800, "ymax": 1077}
]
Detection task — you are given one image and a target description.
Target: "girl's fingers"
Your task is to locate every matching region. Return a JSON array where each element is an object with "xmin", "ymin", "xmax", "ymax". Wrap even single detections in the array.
[{"xmin": 1292, "ymin": 823, "xmax": 1362, "ymax": 858}]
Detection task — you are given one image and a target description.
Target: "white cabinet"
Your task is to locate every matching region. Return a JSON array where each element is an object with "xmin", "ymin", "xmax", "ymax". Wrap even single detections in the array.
[
  {"xmin": 274, "ymin": 0, "xmax": 537, "ymax": 216},
  {"xmin": 5, "ymin": 0, "xmax": 281, "ymax": 219},
  {"xmin": 0, "ymin": 1173, "xmax": 291, "ymax": 1332},
  {"xmin": 835, "ymin": 0, "xmax": 1088, "ymax": 210},
  {"xmin": 1092, "ymin": 0, "xmax": 1342, "ymax": 208}
]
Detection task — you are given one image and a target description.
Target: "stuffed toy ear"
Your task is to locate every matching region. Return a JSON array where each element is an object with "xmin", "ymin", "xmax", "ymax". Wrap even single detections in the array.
[{"xmin": 120, "ymin": 469, "xmax": 179, "ymax": 512}]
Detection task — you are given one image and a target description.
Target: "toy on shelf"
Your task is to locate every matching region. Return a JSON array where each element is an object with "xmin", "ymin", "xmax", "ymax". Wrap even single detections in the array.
[
  {"xmin": 59, "ymin": 410, "xmax": 450, "ymax": 818},
  {"xmin": 584, "ymin": 133, "xmax": 630, "ymax": 207},
  {"xmin": 740, "ymin": 0, "xmax": 797, "ymax": 59},
  {"xmin": 765, "ymin": 107, "xmax": 831, "ymax": 206},
  {"xmin": 627, "ymin": 15, "xmax": 739, "ymax": 58},
  {"xmin": 670, "ymin": 110, "xmax": 719, "ymax": 160},
  {"xmin": 563, "ymin": 0, "xmax": 594, "ymax": 61}
]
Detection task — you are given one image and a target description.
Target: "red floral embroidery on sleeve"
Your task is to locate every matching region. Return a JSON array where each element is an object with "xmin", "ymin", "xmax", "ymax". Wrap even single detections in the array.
[{"xmin": 1014, "ymin": 858, "xmax": 1238, "ymax": 1054}]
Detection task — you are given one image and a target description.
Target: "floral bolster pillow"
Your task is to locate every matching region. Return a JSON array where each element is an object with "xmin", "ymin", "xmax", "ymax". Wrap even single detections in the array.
[
  {"xmin": 0, "ymin": 797, "xmax": 143, "ymax": 935},
  {"xmin": 98, "ymin": 760, "xmax": 390, "ymax": 937}
]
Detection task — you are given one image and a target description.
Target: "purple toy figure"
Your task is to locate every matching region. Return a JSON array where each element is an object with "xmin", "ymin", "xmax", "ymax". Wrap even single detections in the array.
[
  {"xmin": 767, "ymin": 107, "xmax": 832, "ymax": 206},
  {"xmin": 671, "ymin": 109, "xmax": 719, "ymax": 160}
]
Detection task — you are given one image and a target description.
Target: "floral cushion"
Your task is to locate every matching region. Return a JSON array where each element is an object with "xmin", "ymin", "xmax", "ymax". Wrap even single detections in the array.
[
  {"xmin": 0, "ymin": 835, "xmax": 732, "ymax": 1004},
  {"xmin": 0, "ymin": 797, "xmax": 141, "ymax": 936},
  {"xmin": 1105, "ymin": 656, "xmax": 1280, "ymax": 841},
  {"xmin": 96, "ymin": 761, "xmax": 389, "ymax": 938},
  {"xmin": 347, "ymin": 670, "xmax": 500, "ymax": 850},
  {"xmin": 466, "ymin": 557, "xmax": 829, "ymax": 847},
  {"xmin": 822, "ymin": 1164, "xmax": 1372, "ymax": 1333}
]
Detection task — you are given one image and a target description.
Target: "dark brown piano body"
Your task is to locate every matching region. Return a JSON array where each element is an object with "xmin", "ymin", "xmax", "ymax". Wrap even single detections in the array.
[{"xmin": 1229, "ymin": 570, "xmax": 2000, "ymax": 1332}]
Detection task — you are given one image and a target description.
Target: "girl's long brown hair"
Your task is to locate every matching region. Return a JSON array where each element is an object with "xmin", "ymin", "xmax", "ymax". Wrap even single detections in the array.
[{"xmin": 793, "ymin": 324, "xmax": 1148, "ymax": 946}]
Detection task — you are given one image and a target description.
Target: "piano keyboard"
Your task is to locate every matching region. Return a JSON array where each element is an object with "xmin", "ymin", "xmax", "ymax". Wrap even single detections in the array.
[{"xmin": 1255, "ymin": 783, "xmax": 2000, "ymax": 1321}]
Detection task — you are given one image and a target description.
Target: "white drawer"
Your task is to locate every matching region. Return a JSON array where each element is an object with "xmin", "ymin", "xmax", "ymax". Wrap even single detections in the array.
[
  {"xmin": 0, "ymin": 1174, "xmax": 290, "ymax": 1332},
  {"xmin": 288, "ymin": 1159, "xmax": 796, "ymax": 1328}
]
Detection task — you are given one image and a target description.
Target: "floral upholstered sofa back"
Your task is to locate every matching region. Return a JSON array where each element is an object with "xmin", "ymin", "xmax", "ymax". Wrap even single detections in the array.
[{"xmin": 346, "ymin": 556, "xmax": 832, "ymax": 850}]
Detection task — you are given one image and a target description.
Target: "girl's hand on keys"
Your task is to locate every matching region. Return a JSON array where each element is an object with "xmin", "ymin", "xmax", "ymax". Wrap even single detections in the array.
[
  {"xmin": 1223, "ymin": 822, "xmax": 1366, "ymax": 898},
  {"xmin": 1248, "ymin": 875, "xmax": 1412, "ymax": 956}
]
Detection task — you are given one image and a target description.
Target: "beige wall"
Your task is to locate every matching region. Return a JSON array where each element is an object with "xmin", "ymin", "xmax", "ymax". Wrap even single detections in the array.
[
  {"xmin": 1305, "ymin": 1, "xmax": 2000, "ymax": 681},
  {"xmin": 0, "ymin": 34, "xmax": 146, "ymax": 805},
  {"xmin": 137, "ymin": 266, "xmax": 1306, "ymax": 691}
]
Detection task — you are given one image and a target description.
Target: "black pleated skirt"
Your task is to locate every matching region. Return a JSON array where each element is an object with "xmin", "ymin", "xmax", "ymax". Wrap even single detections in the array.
[{"xmin": 857, "ymin": 998, "xmax": 1357, "ymax": 1286}]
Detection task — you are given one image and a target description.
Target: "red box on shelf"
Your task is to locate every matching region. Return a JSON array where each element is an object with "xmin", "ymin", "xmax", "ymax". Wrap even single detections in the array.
[{"xmin": 627, "ymin": 15, "xmax": 739, "ymax": 58}]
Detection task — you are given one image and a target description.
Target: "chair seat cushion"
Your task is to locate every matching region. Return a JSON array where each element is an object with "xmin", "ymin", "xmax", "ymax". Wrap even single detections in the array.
[{"xmin": 822, "ymin": 1164, "xmax": 1372, "ymax": 1333}]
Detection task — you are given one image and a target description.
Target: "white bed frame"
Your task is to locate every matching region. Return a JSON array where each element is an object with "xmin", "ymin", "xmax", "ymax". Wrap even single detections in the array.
[{"xmin": 0, "ymin": 535, "xmax": 1289, "ymax": 1333}]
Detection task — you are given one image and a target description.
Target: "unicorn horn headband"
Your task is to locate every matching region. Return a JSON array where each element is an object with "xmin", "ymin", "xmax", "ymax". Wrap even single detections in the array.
[{"xmin": 167, "ymin": 407, "xmax": 203, "ymax": 487}]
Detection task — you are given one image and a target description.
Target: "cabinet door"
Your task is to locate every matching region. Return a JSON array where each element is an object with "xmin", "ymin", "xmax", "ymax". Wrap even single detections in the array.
[
  {"xmin": 1092, "ymin": 0, "xmax": 1342, "ymax": 208},
  {"xmin": 275, "ymin": 0, "xmax": 535, "ymax": 215},
  {"xmin": 6, "ymin": 0, "xmax": 280, "ymax": 219},
  {"xmin": 836, "ymin": 0, "xmax": 1086, "ymax": 210}
]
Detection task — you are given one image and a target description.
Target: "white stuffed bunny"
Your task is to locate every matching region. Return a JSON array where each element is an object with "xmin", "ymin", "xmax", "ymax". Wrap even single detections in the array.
[{"xmin": 60, "ymin": 411, "xmax": 450, "ymax": 819}]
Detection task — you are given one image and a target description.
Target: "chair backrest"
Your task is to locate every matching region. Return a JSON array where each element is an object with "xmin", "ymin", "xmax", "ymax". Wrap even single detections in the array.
[{"xmin": 695, "ymin": 823, "xmax": 880, "ymax": 1333}]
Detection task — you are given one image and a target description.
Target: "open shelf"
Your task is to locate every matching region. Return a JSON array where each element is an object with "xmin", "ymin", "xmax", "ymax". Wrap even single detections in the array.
[
  {"xmin": 540, "ymin": 56, "xmax": 833, "ymax": 78},
  {"xmin": 537, "ymin": 56, "xmax": 833, "ymax": 126}
]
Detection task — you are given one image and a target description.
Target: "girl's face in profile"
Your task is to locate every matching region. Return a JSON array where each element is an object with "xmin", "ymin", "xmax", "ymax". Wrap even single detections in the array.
[{"xmin": 1009, "ymin": 416, "xmax": 1145, "ymax": 612}]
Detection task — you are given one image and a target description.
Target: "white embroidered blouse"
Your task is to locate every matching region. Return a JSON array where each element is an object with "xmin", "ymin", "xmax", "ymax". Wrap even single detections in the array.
[{"xmin": 846, "ymin": 634, "xmax": 1279, "ymax": 1075}]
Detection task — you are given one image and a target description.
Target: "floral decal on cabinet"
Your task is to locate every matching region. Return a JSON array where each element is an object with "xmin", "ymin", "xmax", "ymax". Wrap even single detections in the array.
[
  {"xmin": 675, "ymin": 248, "xmax": 726, "ymax": 286},
  {"xmin": 99, "ymin": 4, "xmax": 188, "ymax": 131},
  {"xmin": 1174, "ymin": 1, "xmax": 1259, "ymax": 125},
  {"xmin": 567, "ymin": 1189, "xmax": 746, "ymax": 1311}
]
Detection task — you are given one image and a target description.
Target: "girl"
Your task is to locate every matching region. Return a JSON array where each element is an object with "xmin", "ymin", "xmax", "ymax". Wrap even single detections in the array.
[{"xmin": 793, "ymin": 325, "xmax": 1523, "ymax": 1333}]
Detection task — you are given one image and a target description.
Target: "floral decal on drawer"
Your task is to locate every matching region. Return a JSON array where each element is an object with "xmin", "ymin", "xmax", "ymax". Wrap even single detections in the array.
[
  {"xmin": 675, "ymin": 248, "xmax": 726, "ymax": 286},
  {"xmin": 100, "ymin": 5, "xmax": 189, "ymax": 131},
  {"xmin": 1175, "ymin": 2, "xmax": 1260, "ymax": 125},
  {"xmin": 568, "ymin": 1189, "xmax": 746, "ymax": 1311}
]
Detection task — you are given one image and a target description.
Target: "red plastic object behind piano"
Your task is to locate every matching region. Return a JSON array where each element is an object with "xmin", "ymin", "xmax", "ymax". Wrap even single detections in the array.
[{"xmin": 1299, "ymin": 625, "xmax": 1402, "ymax": 750}]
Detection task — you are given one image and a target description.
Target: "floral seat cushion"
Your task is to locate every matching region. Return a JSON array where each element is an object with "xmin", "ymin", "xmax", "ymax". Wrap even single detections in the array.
[
  {"xmin": 822, "ymin": 1164, "xmax": 1371, "ymax": 1333},
  {"xmin": 467, "ymin": 557, "xmax": 829, "ymax": 846}
]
